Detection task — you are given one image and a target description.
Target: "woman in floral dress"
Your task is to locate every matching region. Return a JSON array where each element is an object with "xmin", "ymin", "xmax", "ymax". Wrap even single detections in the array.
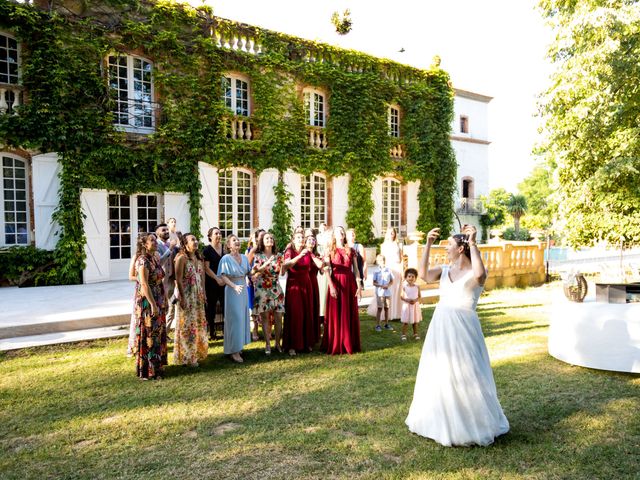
[
  {"xmin": 133, "ymin": 233, "xmax": 168, "ymax": 380},
  {"xmin": 251, "ymin": 232, "xmax": 285, "ymax": 355},
  {"xmin": 173, "ymin": 233, "xmax": 209, "ymax": 367}
]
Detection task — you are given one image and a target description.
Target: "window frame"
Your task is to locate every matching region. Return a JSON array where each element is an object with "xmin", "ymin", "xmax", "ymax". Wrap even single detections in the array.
[
  {"xmin": 460, "ymin": 115, "xmax": 469, "ymax": 134},
  {"xmin": 381, "ymin": 178, "xmax": 401, "ymax": 234},
  {"xmin": 303, "ymin": 87, "xmax": 326, "ymax": 127},
  {"xmin": 222, "ymin": 73, "xmax": 251, "ymax": 117},
  {"xmin": 1, "ymin": 153, "xmax": 30, "ymax": 247},
  {"xmin": 108, "ymin": 193, "xmax": 161, "ymax": 261},
  {"xmin": 107, "ymin": 53, "xmax": 155, "ymax": 133},
  {"xmin": 0, "ymin": 31, "xmax": 20, "ymax": 86},
  {"xmin": 388, "ymin": 105, "xmax": 400, "ymax": 138},
  {"xmin": 300, "ymin": 173, "xmax": 327, "ymax": 229},
  {"xmin": 218, "ymin": 168, "xmax": 253, "ymax": 240}
]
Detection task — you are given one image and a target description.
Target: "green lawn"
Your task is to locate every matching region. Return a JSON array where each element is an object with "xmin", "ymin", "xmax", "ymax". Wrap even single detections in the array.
[{"xmin": 1, "ymin": 285, "xmax": 638, "ymax": 480}]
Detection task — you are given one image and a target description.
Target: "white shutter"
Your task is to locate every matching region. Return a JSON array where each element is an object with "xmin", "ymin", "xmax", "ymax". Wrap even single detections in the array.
[
  {"xmin": 332, "ymin": 174, "xmax": 349, "ymax": 228},
  {"xmin": 32, "ymin": 153, "xmax": 61, "ymax": 250},
  {"xmin": 406, "ymin": 180, "xmax": 420, "ymax": 234},
  {"xmin": 283, "ymin": 169, "xmax": 301, "ymax": 228},
  {"xmin": 81, "ymin": 189, "xmax": 109, "ymax": 283},
  {"xmin": 258, "ymin": 168, "xmax": 278, "ymax": 230},
  {"xmin": 370, "ymin": 177, "xmax": 383, "ymax": 237},
  {"xmin": 198, "ymin": 162, "xmax": 218, "ymax": 240},
  {"xmin": 164, "ymin": 192, "xmax": 191, "ymax": 234}
]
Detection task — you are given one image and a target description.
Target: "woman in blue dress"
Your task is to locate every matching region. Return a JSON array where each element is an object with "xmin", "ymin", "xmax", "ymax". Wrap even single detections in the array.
[{"xmin": 217, "ymin": 234, "xmax": 252, "ymax": 364}]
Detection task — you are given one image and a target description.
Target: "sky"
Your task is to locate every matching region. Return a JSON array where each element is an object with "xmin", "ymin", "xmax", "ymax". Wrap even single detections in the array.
[{"xmin": 200, "ymin": 0, "xmax": 555, "ymax": 193}]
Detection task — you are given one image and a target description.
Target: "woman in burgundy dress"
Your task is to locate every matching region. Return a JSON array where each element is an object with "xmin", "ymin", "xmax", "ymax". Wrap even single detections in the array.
[
  {"xmin": 322, "ymin": 226, "xmax": 362, "ymax": 355},
  {"xmin": 281, "ymin": 231, "xmax": 323, "ymax": 355},
  {"xmin": 305, "ymin": 233, "xmax": 323, "ymax": 347}
]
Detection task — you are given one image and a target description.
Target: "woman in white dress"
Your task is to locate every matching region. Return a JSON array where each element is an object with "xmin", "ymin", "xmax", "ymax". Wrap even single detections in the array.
[
  {"xmin": 405, "ymin": 225, "xmax": 509, "ymax": 447},
  {"xmin": 368, "ymin": 227, "xmax": 403, "ymax": 320}
]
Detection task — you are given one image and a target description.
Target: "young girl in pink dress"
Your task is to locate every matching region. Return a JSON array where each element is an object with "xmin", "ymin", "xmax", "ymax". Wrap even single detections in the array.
[{"xmin": 400, "ymin": 268, "xmax": 421, "ymax": 341}]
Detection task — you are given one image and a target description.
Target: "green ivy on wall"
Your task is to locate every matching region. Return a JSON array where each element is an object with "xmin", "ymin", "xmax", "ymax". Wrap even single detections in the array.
[{"xmin": 0, "ymin": 0, "xmax": 455, "ymax": 284}]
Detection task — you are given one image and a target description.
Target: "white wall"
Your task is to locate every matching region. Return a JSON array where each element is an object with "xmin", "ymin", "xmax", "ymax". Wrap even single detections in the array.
[{"xmin": 452, "ymin": 94, "xmax": 490, "ymax": 140}]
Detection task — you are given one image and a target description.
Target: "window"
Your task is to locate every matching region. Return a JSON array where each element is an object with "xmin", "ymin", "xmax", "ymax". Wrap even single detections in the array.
[
  {"xmin": 2, "ymin": 154, "xmax": 28, "ymax": 246},
  {"xmin": 462, "ymin": 178, "xmax": 473, "ymax": 198},
  {"xmin": 222, "ymin": 75, "xmax": 250, "ymax": 116},
  {"xmin": 219, "ymin": 169, "xmax": 252, "ymax": 239},
  {"xmin": 300, "ymin": 173, "xmax": 326, "ymax": 229},
  {"xmin": 388, "ymin": 106, "xmax": 400, "ymax": 138},
  {"xmin": 108, "ymin": 193, "xmax": 159, "ymax": 260},
  {"xmin": 303, "ymin": 89, "xmax": 325, "ymax": 127},
  {"xmin": 0, "ymin": 33, "xmax": 19, "ymax": 85},
  {"xmin": 460, "ymin": 115, "xmax": 469, "ymax": 134},
  {"xmin": 382, "ymin": 178, "xmax": 400, "ymax": 233},
  {"xmin": 108, "ymin": 54, "xmax": 154, "ymax": 131}
]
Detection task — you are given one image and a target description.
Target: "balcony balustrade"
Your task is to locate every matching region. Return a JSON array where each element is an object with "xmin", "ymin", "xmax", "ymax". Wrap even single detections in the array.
[
  {"xmin": 0, "ymin": 84, "xmax": 22, "ymax": 115},
  {"xmin": 225, "ymin": 116, "xmax": 254, "ymax": 141},
  {"xmin": 307, "ymin": 126, "xmax": 327, "ymax": 149},
  {"xmin": 390, "ymin": 142, "xmax": 405, "ymax": 159},
  {"xmin": 456, "ymin": 197, "xmax": 485, "ymax": 215}
]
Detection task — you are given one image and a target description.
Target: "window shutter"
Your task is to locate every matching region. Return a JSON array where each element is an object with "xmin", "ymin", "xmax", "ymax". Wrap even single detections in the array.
[
  {"xmin": 198, "ymin": 162, "xmax": 218, "ymax": 240},
  {"xmin": 257, "ymin": 168, "xmax": 278, "ymax": 230},
  {"xmin": 32, "ymin": 153, "xmax": 61, "ymax": 251},
  {"xmin": 332, "ymin": 174, "xmax": 349, "ymax": 228},
  {"xmin": 164, "ymin": 192, "xmax": 191, "ymax": 235},
  {"xmin": 81, "ymin": 189, "xmax": 110, "ymax": 283},
  {"xmin": 370, "ymin": 178, "xmax": 383, "ymax": 237},
  {"xmin": 406, "ymin": 180, "xmax": 420, "ymax": 233},
  {"xmin": 283, "ymin": 169, "xmax": 301, "ymax": 229}
]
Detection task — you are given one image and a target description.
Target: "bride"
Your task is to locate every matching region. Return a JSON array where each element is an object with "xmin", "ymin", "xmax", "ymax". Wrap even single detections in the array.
[{"xmin": 405, "ymin": 225, "xmax": 509, "ymax": 446}]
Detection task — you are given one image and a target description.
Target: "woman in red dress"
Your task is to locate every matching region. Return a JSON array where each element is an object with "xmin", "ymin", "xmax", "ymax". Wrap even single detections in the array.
[
  {"xmin": 322, "ymin": 226, "xmax": 363, "ymax": 355},
  {"xmin": 281, "ymin": 232, "xmax": 321, "ymax": 355},
  {"xmin": 305, "ymin": 233, "xmax": 323, "ymax": 347}
]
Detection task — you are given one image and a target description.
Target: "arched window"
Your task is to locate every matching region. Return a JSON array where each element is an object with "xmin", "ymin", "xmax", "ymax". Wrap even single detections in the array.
[
  {"xmin": 303, "ymin": 88, "xmax": 326, "ymax": 127},
  {"xmin": 1, "ymin": 154, "xmax": 29, "ymax": 246},
  {"xmin": 219, "ymin": 169, "xmax": 252, "ymax": 239},
  {"xmin": 222, "ymin": 73, "xmax": 250, "ymax": 116},
  {"xmin": 382, "ymin": 178, "xmax": 400, "ymax": 233},
  {"xmin": 300, "ymin": 173, "xmax": 327, "ymax": 229},
  {"xmin": 108, "ymin": 54, "xmax": 154, "ymax": 131}
]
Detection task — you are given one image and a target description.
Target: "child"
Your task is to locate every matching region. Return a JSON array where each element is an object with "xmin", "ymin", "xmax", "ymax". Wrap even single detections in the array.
[
  {"xmin": 373, "ymin": 254, "xmax": 394, "ymax": 331},
  {"xmin": 400, "ymin": 268, "xmax": 421, "ymax": 340}
]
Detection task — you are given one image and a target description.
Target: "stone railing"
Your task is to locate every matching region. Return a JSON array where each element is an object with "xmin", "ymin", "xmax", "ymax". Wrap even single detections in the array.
[
  {"xmin": 457, "ymin": 197, "xmax": 485, "ymax": 215},
  {"xmin": 307, "ymin": 126, "xmax": 328, "ymax": 149},
  {"xmin": 403, "ymin": 240, "xmax": 547, "ymax": 290},
  {"xmin": 210, "ymin": 25, "xmax": 264, "ymax": 56},
  {"xmin": 0, "ymin": 84, "xmax": 22, "ymax": 115},
  {"xmin": 390, "ymin": 141, "xmax": 405, "ymax": 159},
  {"xmin": 210, "ymin": 19, "xmax": 421, "ymax": 83},
  {"xmin": 225, "ymin": 116, "xmax": 255, "ymax": 141}
]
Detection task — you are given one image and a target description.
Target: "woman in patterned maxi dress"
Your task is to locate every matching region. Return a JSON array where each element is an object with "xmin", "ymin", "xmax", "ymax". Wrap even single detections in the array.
[
  {"xmin": 134, "ymin": 233, "xmax": 168, "ymax": 380},
  {"xmin": 173, "ymin": 233, "xmax": 209, "ymax": 367},
  {"xmin": 251, "ymin": 232, "xmax": 285, "ymax": 354}
]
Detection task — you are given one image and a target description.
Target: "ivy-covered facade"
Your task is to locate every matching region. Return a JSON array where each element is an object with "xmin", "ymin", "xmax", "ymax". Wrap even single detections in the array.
[{"xmin": 0, "ymin": 0, "xmax": 479, "ymax": 285}]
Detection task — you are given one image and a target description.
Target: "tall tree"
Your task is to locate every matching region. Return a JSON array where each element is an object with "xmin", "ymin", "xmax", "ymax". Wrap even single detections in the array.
[
  {"xmin": 506, "ymin": 194, "xmax": 528, "ymax": 235},
  {"xmin": 518, "ymin": 164, "xmax": 557, "ymax": 232},
  {"xmin": 538, "ymin": 0, "xmax": 640, "ymax": 246}
]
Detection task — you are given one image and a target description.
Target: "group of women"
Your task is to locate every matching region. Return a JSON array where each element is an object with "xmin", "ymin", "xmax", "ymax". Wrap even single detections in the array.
[
  {"xmin": 130, "ymin": 224, "xmax": 363, "ymax": 378},
  {"xmin": 130, "ymin": 220, "xmax": 510, "ymax": 448}
]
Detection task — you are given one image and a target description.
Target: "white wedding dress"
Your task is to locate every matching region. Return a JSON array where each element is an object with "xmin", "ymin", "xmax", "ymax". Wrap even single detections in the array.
[{"xmin": 405, "ymin": 265, "xmax": 509, "ymax": 446}]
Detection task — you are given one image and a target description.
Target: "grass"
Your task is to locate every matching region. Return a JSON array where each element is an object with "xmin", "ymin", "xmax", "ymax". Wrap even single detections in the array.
[{"xmin": 0, "ymin": 284, "xmax": 638, "ymax": 479}]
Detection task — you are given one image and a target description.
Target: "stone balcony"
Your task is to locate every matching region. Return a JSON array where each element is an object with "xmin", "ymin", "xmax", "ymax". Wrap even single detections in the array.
[
  {"xmin": 307, "ymin": 126, "xmax": 327, "ymax": 149},
  {"xmin": 225, "ymin": 115, "xmax": 255, "ymax": 141},
  {"xmin": 456, "ymin": 197, "xmax": 485, "ymax": 215},
  {"xmin": 390, "ymin": 140, "xmax": 405, "ymax": 159},
  {"xmin": 0, "ymin": 83, "xmax": 22, "ymax": 115}
]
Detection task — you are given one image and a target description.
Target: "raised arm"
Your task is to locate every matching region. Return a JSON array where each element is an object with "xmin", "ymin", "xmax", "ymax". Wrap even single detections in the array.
[
  {"xmin": 281, "ymin": 248, "xmax": 308, "ymax": 274},
  {"xmin": 464, "ymin": 225, "xmax": 487, "ymax": 285},
  {"xmin": 419, "ymin": 228, "xmax": 443, "ymax": 284}
]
